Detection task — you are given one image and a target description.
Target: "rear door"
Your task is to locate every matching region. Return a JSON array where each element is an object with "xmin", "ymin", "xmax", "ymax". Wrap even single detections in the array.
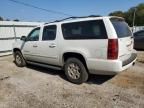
[
  {"xmin": 110, "ymin": 18, "xmax": 133, "ymax": 61},
  {"xmin": 37, "ymin": 25, "xmax": 59, "ymax": 65}
]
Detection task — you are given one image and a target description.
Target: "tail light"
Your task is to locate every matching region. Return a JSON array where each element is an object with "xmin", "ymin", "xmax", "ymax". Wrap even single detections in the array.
[{"xmin": 107, "ymin": 39, "xmax": 118, "ymax": 59}]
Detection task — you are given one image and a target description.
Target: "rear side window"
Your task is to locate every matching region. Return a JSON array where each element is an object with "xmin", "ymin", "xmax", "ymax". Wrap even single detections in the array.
[
  {"xmin": 111, "ymin": 18, "xmax": 132, "ymax": 38},
  {"xmin": 42, "ymin": 25, "xmax": 57, "ymax": 41},
  {"xmin": 62, "ymin": 20, "xmax": 107, "ymax": 39}
]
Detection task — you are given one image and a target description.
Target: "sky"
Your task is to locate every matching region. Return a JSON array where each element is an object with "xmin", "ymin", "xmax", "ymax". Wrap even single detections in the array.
[{"xmin": 0, "ymin": 0, "xmax": 144, "ymax": 22}]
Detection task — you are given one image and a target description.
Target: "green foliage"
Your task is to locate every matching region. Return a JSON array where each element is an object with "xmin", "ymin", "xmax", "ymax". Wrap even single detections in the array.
[
  {"xmin": 0, "ymin": 16, "xmax": 20, "ymax": 21},
  {"xmin": 0, "ymin": 16, "xmax": 3, "ymax": 21},
  {"xmin": 109, "ymin": 3, "xmax": 144, "ymax": 26},
  {"xmin": 109, "ymin": 11, "xmax": 125, "ymax": 18},
  {"xmin": 13, "ymin": 19, "xmax": 19, "ymax": 21}
]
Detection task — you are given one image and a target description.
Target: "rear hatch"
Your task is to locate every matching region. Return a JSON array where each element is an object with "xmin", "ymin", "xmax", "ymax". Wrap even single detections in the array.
[{"xmin": 110, "ymin": 18, "xmax": 134, "ymax": 61}]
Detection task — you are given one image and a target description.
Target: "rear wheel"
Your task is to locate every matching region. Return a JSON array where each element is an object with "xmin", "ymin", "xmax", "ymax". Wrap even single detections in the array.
[
  {"xmin": 64, "ymin": 58, "xmax": 88, "ymax": 84},
  {"xmin": 14, "ymin": 51, "xmax": 26, "ymax": 67}
]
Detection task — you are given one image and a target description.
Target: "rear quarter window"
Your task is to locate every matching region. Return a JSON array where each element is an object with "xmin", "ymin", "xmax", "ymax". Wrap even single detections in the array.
[
  {"xmin": 111, "ymin": 18, "xmax": 132, "ymax": 38},
  {"xmin": 62, "ymin": 20, "xmax": 107, "ymax": 39}
]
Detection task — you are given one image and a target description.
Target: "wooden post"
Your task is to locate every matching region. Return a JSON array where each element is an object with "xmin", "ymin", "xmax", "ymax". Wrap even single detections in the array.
[{"xmin": 13, "ymin": 24, "xmax": 17, "ymax": 41}]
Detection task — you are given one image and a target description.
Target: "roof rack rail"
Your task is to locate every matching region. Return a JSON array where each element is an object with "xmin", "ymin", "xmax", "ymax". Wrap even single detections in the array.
[
  {"xmin": 45, "ymin": 17, "xmax": 77, "ymax": 24},
  {"xmin": 45, "ymin": 15, "xmax": 101, "ymax": 24}
]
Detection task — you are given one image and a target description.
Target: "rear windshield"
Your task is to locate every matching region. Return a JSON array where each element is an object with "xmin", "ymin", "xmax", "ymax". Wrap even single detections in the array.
[
  {"xmin": 62, "ymin": 20, "xmax": 107, "ymax": 39},
  {"xmin": 111, "ymin": 18, "xmax": 132, "ymax": 38}
]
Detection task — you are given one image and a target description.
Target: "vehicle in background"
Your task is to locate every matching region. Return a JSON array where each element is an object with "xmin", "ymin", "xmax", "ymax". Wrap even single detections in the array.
[{"xmin": 134, "ymin": 30, "xmax": 144, "ymax": 50}]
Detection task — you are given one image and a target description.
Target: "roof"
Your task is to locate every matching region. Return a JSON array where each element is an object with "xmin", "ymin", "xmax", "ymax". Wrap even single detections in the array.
[{"xmin": 44, "ymin": 16, "xmax": 123, "ymax": 25}]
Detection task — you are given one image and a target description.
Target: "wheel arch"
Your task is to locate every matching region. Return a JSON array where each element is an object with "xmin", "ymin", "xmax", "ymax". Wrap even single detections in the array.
[
  {"xmin": 62, "ymin": 52, "xmax": 88, "ymax": 71},
  {"xmin": 13, "ymin": 48, "xmax": 21, "ymax": 53}
]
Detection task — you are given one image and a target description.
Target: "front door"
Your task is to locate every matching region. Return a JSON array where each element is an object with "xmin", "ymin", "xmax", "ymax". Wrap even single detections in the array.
[{"xmin": 22, "ymin": 27, "xmax": 40, "ymax": 61}]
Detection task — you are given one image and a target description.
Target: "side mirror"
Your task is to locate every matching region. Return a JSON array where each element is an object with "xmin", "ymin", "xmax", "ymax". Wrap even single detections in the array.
[{"xmin": 20, "ymin": 36, "xmax": 27, "ymax": 41}]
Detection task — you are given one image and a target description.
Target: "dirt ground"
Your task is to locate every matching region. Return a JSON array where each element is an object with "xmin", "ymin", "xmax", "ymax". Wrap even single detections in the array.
[{"xmin": 0, "ymin": 52, "xmax": 144, "ymax": 108}]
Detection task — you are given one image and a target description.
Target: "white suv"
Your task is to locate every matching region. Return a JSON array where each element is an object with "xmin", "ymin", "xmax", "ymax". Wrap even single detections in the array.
[{"xmin": 13, "ymin": 16, "xmax": 137, "ymax": 84}]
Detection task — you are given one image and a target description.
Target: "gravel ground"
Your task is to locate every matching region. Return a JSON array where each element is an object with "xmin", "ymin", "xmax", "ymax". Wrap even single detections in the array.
[
  {"xmin": 0, "ymin": 52, "xmax": 144, "ymax": 108},
  {"xmin": 137, "ymin": 51, "xmax": 144, "ymax": 63}
]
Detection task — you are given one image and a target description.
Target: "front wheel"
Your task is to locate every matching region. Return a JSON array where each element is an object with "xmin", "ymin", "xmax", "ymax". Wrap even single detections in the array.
[
  {"xmin": 14, "ymin": 51, "xmax": 26, "ymax": 67},
  {"xmin": 64, "ymin": 58, "xmax": 89, "ymax": 84}
]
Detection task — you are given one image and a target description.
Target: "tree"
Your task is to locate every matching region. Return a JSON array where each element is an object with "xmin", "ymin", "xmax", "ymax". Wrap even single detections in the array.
[
  {"xmin": 109, "ymin": 3, "xmax": 144, "ymax": 26},
  {"xmin": 13, "ymin": 19, "xmax": 20, "ymax": 21},
  {"xmin": 125, "ymin": 7, "xmax": 135, "ymax": 26},
  {"xmin": 109, "ymin": 11, "xmax": 125, "ymax": 18},
  {"xmin": 0, "ymin": 16, "xmax": 4, "ymax": 21},
  {"xmin": 135, "ymin": 3, "xmax": 144, "ymax": 26}
]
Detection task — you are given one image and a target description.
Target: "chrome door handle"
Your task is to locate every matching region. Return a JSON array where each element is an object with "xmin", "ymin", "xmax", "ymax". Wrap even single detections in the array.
[{"xmin": 49, "ymin": 44, "xmax": 56, "ymax": 48}]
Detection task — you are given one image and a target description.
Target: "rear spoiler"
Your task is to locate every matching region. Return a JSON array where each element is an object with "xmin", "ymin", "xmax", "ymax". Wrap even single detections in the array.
[{"xmin": 110, "ymin": 16, "xmax": 125, "ymax": 21}]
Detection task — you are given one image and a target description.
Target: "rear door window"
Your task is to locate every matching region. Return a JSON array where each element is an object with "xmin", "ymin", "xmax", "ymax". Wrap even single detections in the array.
[
  {"xmin": 62, "ymin": 20, "xmax": 107, "ymax": 39},
  {"xmin": 42, "ymin": 25, "xmax": 57, "ymax": 41},
  {"xmin": 111, "ymin": 18, "xmax": 132, "ymax": 38}
]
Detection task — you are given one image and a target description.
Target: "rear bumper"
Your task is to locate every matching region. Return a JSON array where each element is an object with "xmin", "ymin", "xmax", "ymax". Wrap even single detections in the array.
[
  {"xmin": 87, "ymin": 53, "xmax": 137, "ymax": 75},
  {"xmin": 122, "ymin": 53, "xmax": 137, "ymax": 66}
]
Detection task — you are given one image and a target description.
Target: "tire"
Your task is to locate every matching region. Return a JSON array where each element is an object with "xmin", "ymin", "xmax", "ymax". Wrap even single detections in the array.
[
  {"xmin": 14, "ymin": 51, "xmax": 26, "ymax": 67},
  {"xmin": 64, "ymin": 58, "xmax": 89, "ymax": 84}
]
